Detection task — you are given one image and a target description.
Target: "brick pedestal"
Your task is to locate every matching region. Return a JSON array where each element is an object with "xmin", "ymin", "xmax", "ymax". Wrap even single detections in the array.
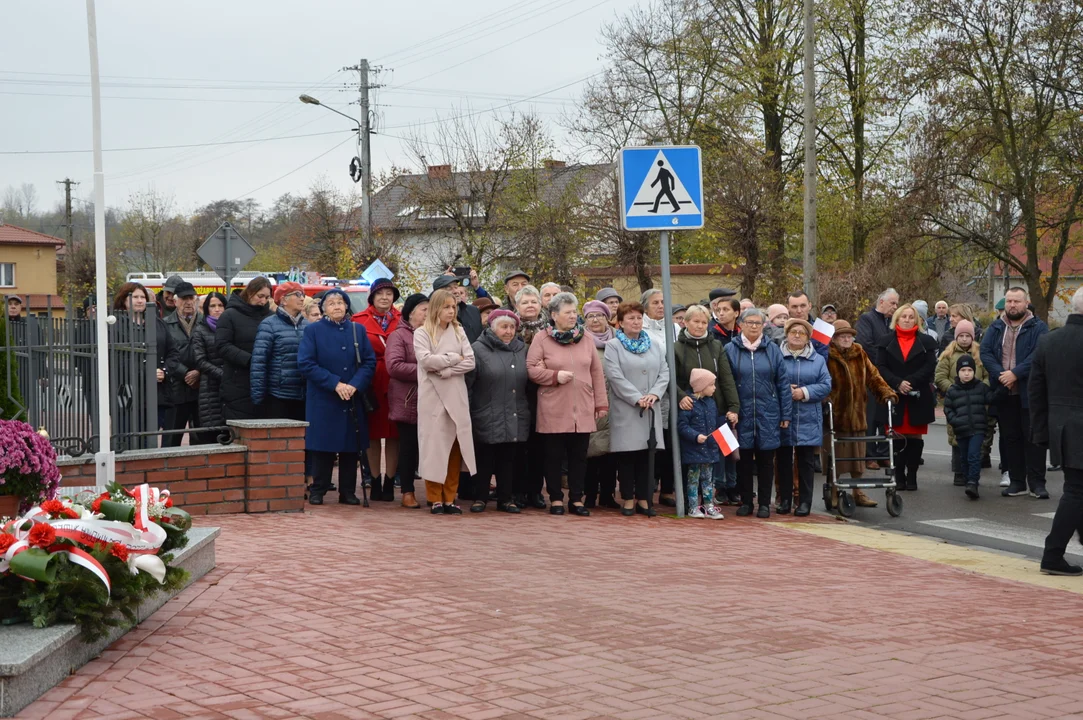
[{"xmin": 226, "ymin": 419, "xmax": 308, "ymax": 513}]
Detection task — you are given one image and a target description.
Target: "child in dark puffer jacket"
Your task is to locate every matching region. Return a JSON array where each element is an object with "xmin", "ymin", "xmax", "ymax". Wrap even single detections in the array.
[
  {"xmin": 944, "ymin": 355, "xmax": 994, "ymax": 500},
  {"xmin": 678, "ymin": 368, "xmax": 724, "ymax": 519}
]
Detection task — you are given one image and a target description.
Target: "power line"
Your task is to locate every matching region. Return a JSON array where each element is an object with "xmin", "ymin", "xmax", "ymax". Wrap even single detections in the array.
[
  {"xmin": 0, "ymin": 90, "xmax": 289, "ymax": 104},
  {"xmin": 0, "ymin": 69, "xmax": 347, "ymax": 85},
  {"xmin": 232, "ymin": 136, "xmax": 355, "ymax": 201},
  {"xmin": 0, "ymin": 129, "xmax": 351, "ymax": 155}
]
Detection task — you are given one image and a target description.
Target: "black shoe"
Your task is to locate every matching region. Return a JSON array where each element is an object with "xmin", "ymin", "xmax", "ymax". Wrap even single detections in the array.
[
  {"xmin": 1030, "ymin": 486, "xmax": 1051, "ymax": 499},
  {"xmin": 953, "ymin": 473, "xmax": 966, "ymax": 487},
  {"xmin": 569, "ymin": 504, "xmax": 591, "ymax": 517},
  {"xmin": 550, "ymin": 504, "xmax": 565, "ymax": 516},
  {"xmin": 339, "ymin": 494, "xmax": 361, "ymax": 505},
  {"xmin": 530, "ymin": 493, "xmax": 547, "ymax": 509},
  {"xmin": 1048, "ymin": 464, "xmax": 1062, "ymax": 472},
  {"xmin": 795, "ymin": 502, "xmax": 811, "ymax": 517},
  {"xmin": 965, "ymin": 483, "xmax": 979, "ymax": 500},
  {"xmin": 727, "ymin": 488, "xmax": 741, "ymax": 505},
  {"xmin": 1040, "ymin": 558, "xmax": 1083, "ymax": 576},
  {"xmin": 497, "ymin": 502, "xmax": 521, "ymax": 514},
  {"xmin": 381, "ymin": 475, "xmax": 395, "ymax": 502},
  {"xmin": 621, "ymin": 505, "xmax": 635, "ymax": 517},
  {"xmin": 736, "ymin": 504, "xmax": 753, "ymax": 517},
  {"xmin": 470, "ymin": 501, "xmax": 486, "ymax": 513},
  {"xmin": 981, "ymin": 454, "xmax": 992, "ymax": 469},
  {"xmin": 431, "ymin": 503, "xmax": 444, "ymax": 515},
  {"xmin": 813, "ymin": 456, "xmax": 822, "ymax": 473},
  {"xmin": 777, "ymin": 498, "xmax": 792, "ymax": 515},
  {"xmin": 635, "ymin": 505, "xmax": 657, "ymax": 517},
  {"xmin": 1002, "ymin": 483, "xmax": 1028, "ymax": 497},
  {"xmin": 444, "ymin": 504, "xmax": 463, "ymax": 515},
  {"xmin": 659, "ymin": 495, "xmax": 677, "ymax": 507},
  {"xmin": 905, "ymin": 476, "xmax": 917, "ymax": 492},
  {"xmin": 329, "ymin": 483, "xmax": 337, "ymax": 492},
  {"xmin": 756, "ymin": 505, "xmax": 770, "ymax": 519},
  {"xmin": 600, "ymin": 496, "xmax": 622, "ymax": 510},
  {"xmin": 308, "ymin": 494, "xmax": 324, "ymax": 506},
  {"xmin": 584, "ymin": 497, "xmax": 597, "ymax": 509}
]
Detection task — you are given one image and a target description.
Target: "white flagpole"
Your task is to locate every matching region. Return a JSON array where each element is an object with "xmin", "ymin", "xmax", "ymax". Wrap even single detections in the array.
[{"xmin": 86, "ymin": 0, "xmax": 115, "ymax": 485}]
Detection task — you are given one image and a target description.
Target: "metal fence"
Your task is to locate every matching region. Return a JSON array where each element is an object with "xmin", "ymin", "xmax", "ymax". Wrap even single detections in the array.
[{"xmin": 3, "ymin": 303, "xmax": 158, "ymax": 455}]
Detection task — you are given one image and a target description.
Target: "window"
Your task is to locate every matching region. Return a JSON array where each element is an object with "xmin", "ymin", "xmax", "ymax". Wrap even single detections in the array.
[{"xmin": 0, "ymin": 263, "xmax": 13, "ymax": 288}]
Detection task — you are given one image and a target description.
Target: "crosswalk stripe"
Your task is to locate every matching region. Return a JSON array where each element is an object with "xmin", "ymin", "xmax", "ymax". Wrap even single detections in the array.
[
  {"xmin": 919, "ymin": 517, "xmax": 1051, "ymax": 550},
  {"xmin": 1033, "ymin": 512, "xmax": 1057, "ymax": 519}
]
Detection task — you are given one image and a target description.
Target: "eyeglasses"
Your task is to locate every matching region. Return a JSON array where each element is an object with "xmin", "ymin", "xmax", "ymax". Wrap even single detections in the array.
[
  {"xmin": 585, "ymin": 313, "xmax": 606, "ymax": 321},
  {"xmin": 743, "ymin": 320, "xmax": 764, "ymax": 326},
  {"xmin": 284, "ymin": 291, "xmax": 304, "ymax": 299}
]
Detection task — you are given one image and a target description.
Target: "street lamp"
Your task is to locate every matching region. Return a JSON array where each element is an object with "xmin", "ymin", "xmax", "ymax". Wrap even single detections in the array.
[{"xmin": 298, "ymin": 94, "xmax": 360, "ymax": 128}]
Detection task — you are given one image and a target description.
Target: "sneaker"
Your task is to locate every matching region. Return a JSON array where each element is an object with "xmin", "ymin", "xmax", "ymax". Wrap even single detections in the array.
[
  {"xmin": 1048, "ymin": 464, "xmax": 1062, "ymax": 472},
  {"xmin": 688, "ymin": 506, "xmax": 706, "ymax": 519},
  {"xmin": 965, "ymin": 483, "xmax": 979, "ymax": 500},
  {"xmin": 430, "ymin": 503, "xmax": 444, "ymax": 515},
  {"xmin": 1030, "ymin": 486, "xmax": 1051, "ymax": 499},
  {"xmin": 705, "ymin": 505, "xmax": 724, "ymax": 520},
  {"xmin": 1002, "ymin": 483, "xmax": 1029, "ymax": 497},
  {"xmin": 1000, "ymin": 471, "xmax": 1011, "ymax": 487},
  {"xmin": 1040, "ymin": 558, "xmax": 1083, "ymax": 576}
]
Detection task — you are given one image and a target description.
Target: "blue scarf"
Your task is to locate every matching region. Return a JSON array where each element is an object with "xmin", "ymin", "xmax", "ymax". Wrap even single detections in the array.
[{"xmin": 616, "ymin": 329, "xmax": 651, "ymax": 354}]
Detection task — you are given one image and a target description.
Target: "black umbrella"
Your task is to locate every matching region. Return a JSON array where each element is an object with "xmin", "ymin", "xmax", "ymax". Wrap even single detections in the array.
[
  {"xmin": 642, "ymin": 405, "xmax": 658, "ymax": 504},
  {"xmin": 351, "ymin": 400, "xmax": 369, "ymax": 507}
]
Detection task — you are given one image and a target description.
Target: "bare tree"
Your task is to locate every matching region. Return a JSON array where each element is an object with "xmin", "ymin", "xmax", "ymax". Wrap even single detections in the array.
[{"xmin": 116, "ymin": 190, "xmax": 189, "ymax": 274}]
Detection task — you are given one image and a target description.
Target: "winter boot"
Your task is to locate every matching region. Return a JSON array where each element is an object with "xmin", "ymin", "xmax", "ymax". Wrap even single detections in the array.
[{"xmin": 905, "ymin": 439, "xmax": 923, "ymax": 492}]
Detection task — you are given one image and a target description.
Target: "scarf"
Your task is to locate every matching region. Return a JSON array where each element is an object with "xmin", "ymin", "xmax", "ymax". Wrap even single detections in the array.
[
  {"xmin": 1000, "ymin": 310, "xmax": 1032, "ymax": 394},
  {"xmin": 616, "ymin": 329, "xmax": 651, "ymax": 354},
  {"xmin": 741, "ymin": 333, "xmax": 762, "ymax": 351},
  {"xmin": 783, "ymin": 342, "xmax": 814, "ymax": 359},
  {"xmin": 684, "ymin": 328, "xmax": 709, "ymax": 341},
  {"xmin": 519, "ymin": 314, "xmax": 548, "ymax": 345},
  {"xmin": 205, "ymin": 315, "xmax": 218, "ymax": 331},
  {"xmin": 371, "ymin": 308, "xmax": 396, "ymax": 332},
  {"xmin": 549, "ymin": 322, "xmax": 585, "ymax": 345},
  {"xmin": 177, "ymin": 313, "xmax": 197, "ymax": 337},
  {"xmin": 896, "ymin": 324, "xmax": 918, "ymax": 360},
  {"xmin": 587, "ymin": 325, "xmax": 614, "ymax": 349}
]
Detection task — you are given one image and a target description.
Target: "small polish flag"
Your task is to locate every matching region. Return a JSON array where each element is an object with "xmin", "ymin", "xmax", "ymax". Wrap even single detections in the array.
[
  {"xmin": 812, "ymin": 317, "xmax": 836, "ymax": 345},
  {"xmin": 711, "ymin": 423, "xmax": 739, "ymax": 456}
]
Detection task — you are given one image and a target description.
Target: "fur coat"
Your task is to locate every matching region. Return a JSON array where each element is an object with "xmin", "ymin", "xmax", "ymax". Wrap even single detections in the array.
[{"xmin": 827, "ymin": 341, "xmax": 897, "ymax": 477}]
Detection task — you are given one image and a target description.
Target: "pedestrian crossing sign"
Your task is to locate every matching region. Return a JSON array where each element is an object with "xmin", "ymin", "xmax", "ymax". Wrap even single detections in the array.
[{"xmin": 618, "ymin": 145, "xmax": 703, "ymax": 231}]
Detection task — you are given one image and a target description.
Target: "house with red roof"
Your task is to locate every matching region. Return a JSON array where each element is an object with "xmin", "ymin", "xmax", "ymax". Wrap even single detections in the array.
[
  {"xmin": 993, "ymin": 239, "xmax": 1083, "ymax": 323},
  {"xmin": 0, "ymin": 219, "xmax": 65, "ymax": 317}
]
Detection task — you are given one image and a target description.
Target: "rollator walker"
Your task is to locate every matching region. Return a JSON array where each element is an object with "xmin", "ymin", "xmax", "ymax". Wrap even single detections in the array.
[{"xmin": 824, "ymin": 400, "xmax": 903, "ymax": 518}]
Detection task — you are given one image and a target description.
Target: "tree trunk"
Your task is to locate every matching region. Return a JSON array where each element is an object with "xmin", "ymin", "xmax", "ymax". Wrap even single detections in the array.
[{"xmin": 851, "ymin": 1, "xmax": 868, "ymax": 263}]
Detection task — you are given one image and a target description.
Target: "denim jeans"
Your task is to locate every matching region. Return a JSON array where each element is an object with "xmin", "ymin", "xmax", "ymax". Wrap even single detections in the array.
[{"xmin": 961, "ymin": 433, "xmax": 985, "ymax": 484}]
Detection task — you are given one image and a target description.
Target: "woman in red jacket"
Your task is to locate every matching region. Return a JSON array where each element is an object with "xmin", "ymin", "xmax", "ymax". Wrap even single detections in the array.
[{"xmin": 352, "ymin": 278, "xmax": 401, "ymax": 501}]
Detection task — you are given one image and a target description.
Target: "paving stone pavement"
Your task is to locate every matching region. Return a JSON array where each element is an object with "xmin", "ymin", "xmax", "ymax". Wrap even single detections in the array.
[{"xmin": 18, "ymin": 504, "xmax": 1083, "ymax": 720}]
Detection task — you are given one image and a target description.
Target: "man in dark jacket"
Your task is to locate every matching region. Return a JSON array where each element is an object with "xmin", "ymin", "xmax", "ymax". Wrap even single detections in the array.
[
  {"xmin": 856, "ymin": 288, "xmax": 899, "ymax": 467},
  {"xmin": 162, "ymin": 282, "xmax": 203, "ymax": 446},
  {"xmin": 1030, "ymin": 287, "xmax": 1083, "ymax": 576},
  {"xmin": 433, "ymin": 274, "xmax": 482, "ymax": 342},
  {"xmin": 251, "ymin": 282, "xmax": 309, "ymax": 420},
  {"xmin": 981, "ymin": 287, "xmax": 1050, "ymax": 498}
]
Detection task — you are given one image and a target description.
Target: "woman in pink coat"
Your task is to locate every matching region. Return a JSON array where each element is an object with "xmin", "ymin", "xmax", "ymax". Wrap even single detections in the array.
[
  {"xmin": 527, "ymin": 292, "xmax": 608, "ymax": 516},
  {"xmin": 414, "ymin": 288, "xmax": 477, "ymax": 515}
]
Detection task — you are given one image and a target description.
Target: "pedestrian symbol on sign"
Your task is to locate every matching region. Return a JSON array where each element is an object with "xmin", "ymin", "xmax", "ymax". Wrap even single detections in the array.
[{"xmin": 625, "ymin": 151, "xmax": 701, "ymax": 219}]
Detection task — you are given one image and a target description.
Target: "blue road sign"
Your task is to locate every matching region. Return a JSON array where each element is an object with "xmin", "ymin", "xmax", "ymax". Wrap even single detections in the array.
[{"xmin": 618, "ymin": 145, "xmax": 703, "ymax": 231}]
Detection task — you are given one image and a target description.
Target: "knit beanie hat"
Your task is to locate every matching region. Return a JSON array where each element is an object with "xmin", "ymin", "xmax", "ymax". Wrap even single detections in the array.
[
  {"xmin": 400, "ymin": 293, "xmax": 429, "ymax": 324},
  {"xmin": 582, "ymin": 300, "xmax": 611, "ymax": 320},
  {"xmin": 690, "ymin": 368, "xmax": 716, "ymax": 396},
  {"xmin": 487, "ymin": 308, "xmax": 520, "ymax": 330},
  {"xmin": 956, "ymin": 355, "xmax": 976, "ymax": 372},
  {"xmin": 368, "ymin": 278, "xmax": 400, "ymax": 306},
  {"xmin": 767, "ymin": 304, "xmax": 789, "ymax": 324},
  {"xmin": 955, "ymin": 319, "xmax": 975, "ymax": 340}
]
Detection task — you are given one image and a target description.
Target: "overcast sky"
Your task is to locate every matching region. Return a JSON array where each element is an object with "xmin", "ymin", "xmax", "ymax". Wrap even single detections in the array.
[{"xmin": 1, "ymin": 0, "xmax": 628, "ymax": 216}]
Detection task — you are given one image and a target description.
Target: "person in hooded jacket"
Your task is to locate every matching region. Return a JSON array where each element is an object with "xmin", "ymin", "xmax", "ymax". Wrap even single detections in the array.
[
  {"xmin": 216, "ymin": 277, "xmax": 273, "ymax": 421},
  {"xmin": 674, "ymin": 305, "xmax": 741, "ymax": 504},
  {"xmin": 251, "ymin": 281, "xmax": 309, "ymax": 421},
  {"xmin": 935, "ymin": 319, "xmax": 994, "ymax": 486},
  {"xmin": 725, "ymin": 307, "xmax": 792, "ymax": 518},
  {"xmin": 466, "ymin": 309, "xmax": 529, "ymax": 513},
  {"xmin": 191, "ymin": 291, "xmax": 226, "ymax": 436},
  {"xmin": 297, "ymin": 288, "xmax": 377, "ymax": 505},
  {"xmin": 777, "ymin": 319, "xmax": 832, "ymax": 516},
  {"xmin": 386, "ymin": 293, "xmax": 428, "ymax": 509},
  {"xmin": 944, "ymin": 355, "xmax": 994, "ymax": 499}
]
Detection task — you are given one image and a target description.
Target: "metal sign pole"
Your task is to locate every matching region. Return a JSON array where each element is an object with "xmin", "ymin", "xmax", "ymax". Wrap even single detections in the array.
[
  {"xmin": 224, "ymin": 223, "xmax": 233, "ymax": 292},
  {"xmin": 659, "ymin": 229, "xmax": 684, "ymax": 518}
]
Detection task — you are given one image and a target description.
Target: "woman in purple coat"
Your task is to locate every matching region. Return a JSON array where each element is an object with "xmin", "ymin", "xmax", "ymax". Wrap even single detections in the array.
[{"xmin": 385, "ymin": 293, "xmax": 429, "ymax": 509}]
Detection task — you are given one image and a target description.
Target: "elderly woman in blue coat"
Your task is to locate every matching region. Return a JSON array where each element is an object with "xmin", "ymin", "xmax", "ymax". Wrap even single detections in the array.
[
  {"xmin": 725, "ymin": 307, "xmax": 793, "ymax": 518},
  {"xmin": 297, "ymin": 288, "xmax": 377, "ymax": 506},
  {"xmin": 777, "ymin": 318, "xmax": 832, "ymax": 516}
]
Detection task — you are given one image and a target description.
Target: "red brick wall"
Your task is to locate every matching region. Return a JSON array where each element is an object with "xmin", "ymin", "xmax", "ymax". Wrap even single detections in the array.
[{"xmin": 57, "ymin": 422, "xmax": 307, "ymax": 516}]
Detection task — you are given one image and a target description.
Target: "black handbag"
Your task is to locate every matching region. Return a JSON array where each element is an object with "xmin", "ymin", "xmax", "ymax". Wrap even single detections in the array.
[{"xmin": 351, "ymin": 322, "xmax": 378, "ymax": 413}]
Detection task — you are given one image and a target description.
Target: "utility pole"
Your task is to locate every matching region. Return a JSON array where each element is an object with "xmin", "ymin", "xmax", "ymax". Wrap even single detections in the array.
[
  {"xmin": 802, "ymin": 0, "xmax": 819, "ymax": 309},
  {"xmin": 343, "ymin": 59, "xmax": 382, "ymax": 258},
  {"xmin": 57, "ymin": 178, "xmax": 78, "ymax": 308}
]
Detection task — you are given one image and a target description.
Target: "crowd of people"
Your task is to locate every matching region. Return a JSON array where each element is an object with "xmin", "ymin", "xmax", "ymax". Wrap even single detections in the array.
[{"xmin": 11, "ymin": 271, "xmax": 1068, "ymax": 533}]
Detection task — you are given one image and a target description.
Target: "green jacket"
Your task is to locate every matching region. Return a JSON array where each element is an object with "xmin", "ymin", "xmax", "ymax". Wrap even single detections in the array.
[
  {"xmin": 935, "ymin": 341, "xmax": 988, "ymax": 395},
  {"xmin": 672, "ymin": 329, "xmax": 740, "ymax": 415}
]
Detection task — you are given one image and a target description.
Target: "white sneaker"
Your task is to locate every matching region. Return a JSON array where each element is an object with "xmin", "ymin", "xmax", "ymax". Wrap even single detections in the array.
[
  {"xmin": 688, "ymin": 506, "xmax": 706, "ymax": 518},
  {"xmin": 705, "ymin": 505, "xmax": 724, "ymax": 520},
  {"xmin": 1000, "ymin": 471, "xmax": 1011, "ymax": 487}
]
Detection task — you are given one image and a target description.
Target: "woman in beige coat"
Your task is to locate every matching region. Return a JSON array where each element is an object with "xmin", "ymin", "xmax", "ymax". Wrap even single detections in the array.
[{"xmin": 414, "ymin": 288, "xmax": 477, "ymax": 514}]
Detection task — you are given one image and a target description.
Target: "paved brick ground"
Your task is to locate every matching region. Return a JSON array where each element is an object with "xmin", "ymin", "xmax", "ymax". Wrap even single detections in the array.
[{"xmin": 19, "ymin": 504, "xmax": 1083, "ymax": 720}]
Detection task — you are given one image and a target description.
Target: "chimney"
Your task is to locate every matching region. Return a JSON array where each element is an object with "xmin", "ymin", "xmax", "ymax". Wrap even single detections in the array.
[
  {"xmin": 427, "ymin": 164, "xmax": 452, "ymax": 180},
  {"xmin": 543, "ymin": 159, "xmax": 566, "ymax": 169}
]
